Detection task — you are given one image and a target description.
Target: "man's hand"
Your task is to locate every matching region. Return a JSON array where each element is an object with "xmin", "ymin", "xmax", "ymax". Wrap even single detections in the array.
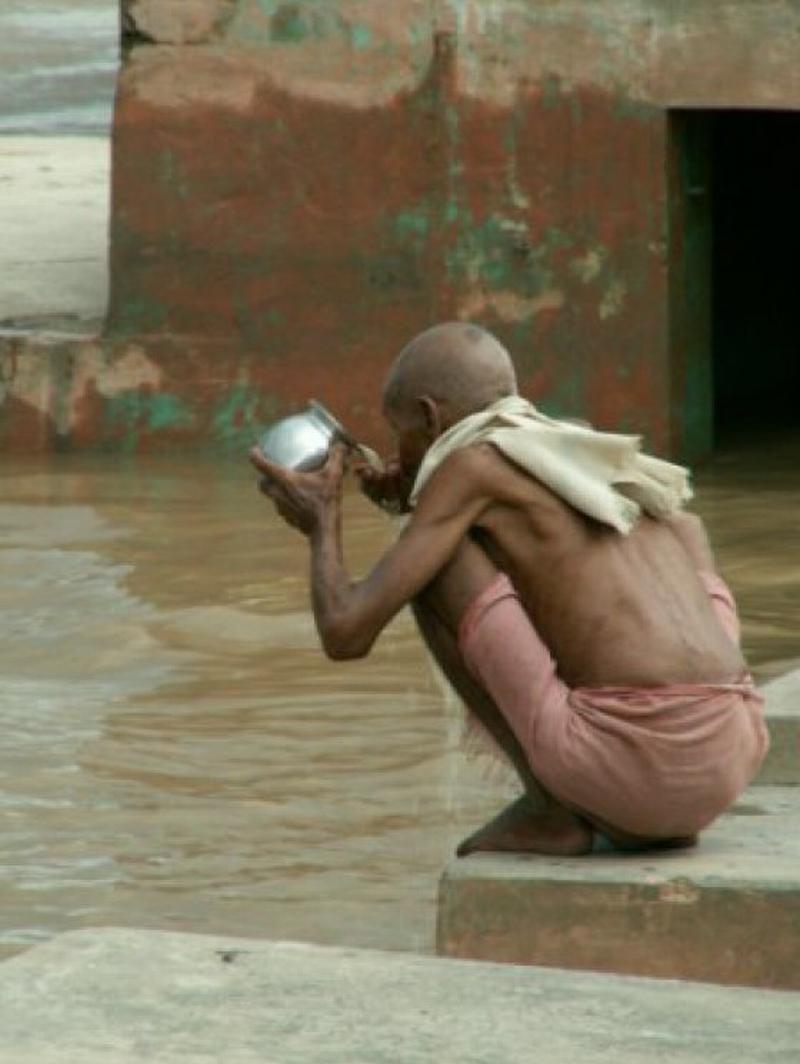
[
  {"xmin": 249, "ymin": 442, "xmax": 349, "ymax": 536},
  {"xmin": 353, "ymin": 455, "xmax": 412, "ymax": 515}
]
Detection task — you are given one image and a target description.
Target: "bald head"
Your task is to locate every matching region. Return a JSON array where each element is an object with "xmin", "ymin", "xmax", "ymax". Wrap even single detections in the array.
[{"xmin": 383, "ymin": 323, "xmax": 517, "ymax": 427}]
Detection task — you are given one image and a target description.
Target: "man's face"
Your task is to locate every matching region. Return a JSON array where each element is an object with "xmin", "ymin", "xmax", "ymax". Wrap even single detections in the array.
[{"xmin": 383, "ymin": 401, "xmax": 431, "ymax": 477}]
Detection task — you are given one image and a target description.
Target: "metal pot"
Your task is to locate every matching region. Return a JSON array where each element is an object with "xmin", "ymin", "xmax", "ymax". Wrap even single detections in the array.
[{"xmin": 256, "ymin": 400, "xmax": 352, "ymax": 472}]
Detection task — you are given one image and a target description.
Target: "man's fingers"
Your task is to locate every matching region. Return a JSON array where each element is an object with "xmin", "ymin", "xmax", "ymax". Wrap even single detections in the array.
[
  {"xmin": 326, "ymin": 441, "xmax": 349, "ymax": 478},
  {"xmin": 249, "ymin": 446, "xmax": 294, "ymax": 485},
  {"xmin": 258, "ymin": 480, "xmax": 303, "ymax": 528},
  {"xmin": 274, "ymin": 499, "xmax": 296, "ymax": 524},
  {"xmin": 251, "ymin": 443, "xmax": 348, "ymax": 482}
]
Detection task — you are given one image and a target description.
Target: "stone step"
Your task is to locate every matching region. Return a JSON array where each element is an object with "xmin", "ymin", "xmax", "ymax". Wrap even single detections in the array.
[
  {"xmin": 760, "ymin": 669, "xmax": 800, "ymax": 783},
  {"xmin": 0, "ymin": 929, "xmax": 798, "ymax": 1063},
  {"xmin": 438, "ymin": 785, "xmax": 800, "ymax": 990}
]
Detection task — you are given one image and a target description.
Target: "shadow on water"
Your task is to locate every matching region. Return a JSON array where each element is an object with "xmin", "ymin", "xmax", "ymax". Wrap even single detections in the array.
[{"xmin": 0, "ymin": 435, "xmax": 797, "ymax": 958}]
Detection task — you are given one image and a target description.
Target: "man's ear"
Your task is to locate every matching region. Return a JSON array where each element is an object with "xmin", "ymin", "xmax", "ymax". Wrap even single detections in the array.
[{"xmin": 418, "ymin": 396, "xmax": 442, "ymax": 439}]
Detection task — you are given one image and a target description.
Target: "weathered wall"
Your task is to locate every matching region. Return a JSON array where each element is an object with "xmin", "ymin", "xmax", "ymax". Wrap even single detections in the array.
[{"xmin": 4, "ymin": 0, "xmax": 800, "ymax": 454}]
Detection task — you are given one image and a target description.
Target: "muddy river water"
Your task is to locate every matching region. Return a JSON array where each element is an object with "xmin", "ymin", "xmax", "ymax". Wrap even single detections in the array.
[{"xmin": 0, "ymin": 431, "xmax": 798, "ymax": 960}]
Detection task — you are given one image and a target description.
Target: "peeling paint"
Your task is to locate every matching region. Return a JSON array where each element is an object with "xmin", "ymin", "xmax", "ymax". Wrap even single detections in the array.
[
  {"xmin": 222, "ymin": 0, "xmax": 435, "ymax": 108},
  {"xmin": 598, "ymin": 278, "xmax": 628, "ymax": 320},
  {"xmin": 105, "ymin": 390, "xmax": 194, "ymax": 450},
  {"xmin": 126, "ymin": 0, "xmax": 228, "ymax": 46},
  {"xmin": 457, "ymin": 288, "xmax": 564, "ymax": 324},
  {"xmin": 351, "ymin": 24, "xmax": 372, "ymax": 50},
  {"xmin": 128, "ymin": 49, "xmax": 260, "ymax": 113},
  {"xmin": 87, "ymin": 346, "xmax": 163, "ymax": 398},
  {"xmin": 570, "ymin": 246, "xmax": 608, "ymax": 284},
  {"xmin": 112, "ymin": 293, "xmax": 169, "ymax": 337},
  {"xmin": 268, "ymin": 3, "xmax": 312, "ymax": 44},
  {"xmin": 212, "ymin": 380, "xmax": 275, "ymax": 449},
  {"xmin": 392, "ymin": 209, "xmax": 432, "ymax": 240}
]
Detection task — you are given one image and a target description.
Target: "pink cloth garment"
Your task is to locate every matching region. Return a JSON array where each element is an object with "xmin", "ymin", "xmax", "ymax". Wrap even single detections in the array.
[{"xmin": 457, "ymin": 572, "xmax": 770, "ymax": 839}]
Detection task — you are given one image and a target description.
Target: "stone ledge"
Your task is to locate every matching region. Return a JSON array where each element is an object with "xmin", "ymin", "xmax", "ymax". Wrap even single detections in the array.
[
  {"xmin": 760, "ymin": 669, "xmax": 800, "ymax": 783},
  {"xmin": 438, "ymin": 786, "xmax": 800, "ymax": 990},
  {"xmin": 1, "ymin": 928, "xmax": 799, "ymax": 1063}
]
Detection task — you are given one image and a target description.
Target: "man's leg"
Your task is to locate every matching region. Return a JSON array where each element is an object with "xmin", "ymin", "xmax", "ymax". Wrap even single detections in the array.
[{"xmin": 415, "ymin": 537, "xmax": 593, "ymax": 857}]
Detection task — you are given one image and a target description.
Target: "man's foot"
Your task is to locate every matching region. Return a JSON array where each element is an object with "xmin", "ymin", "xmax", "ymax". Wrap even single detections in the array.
[
  {"xmin": 648, "ymin": 833, "xmax": 698, "ymax": 851},
  {"xmin": 594, "ymin": 826, "xmax": 700, "ymax": 853},
  {"xmin": 456, "ymin": 795, "xmax": 594, "ymax": 857}
]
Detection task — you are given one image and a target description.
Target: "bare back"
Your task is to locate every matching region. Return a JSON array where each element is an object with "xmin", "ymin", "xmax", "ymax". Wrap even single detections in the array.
[{"xmin": 468, "ymin": 444, "xmax": 744, "ymax": 687}]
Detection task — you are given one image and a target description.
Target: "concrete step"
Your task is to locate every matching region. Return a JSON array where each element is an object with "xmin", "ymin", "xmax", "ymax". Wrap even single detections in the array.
[
  {"xmin": 438, "ymin": 786, "xmax": 800, "ymax": 990},
  {"xmin": 0, "ymin": 929, "xmax": 798, "ymax": 1064},
  {"xmin": 760, "ymin": 669, "xmax": 800, "ymax": 782}
]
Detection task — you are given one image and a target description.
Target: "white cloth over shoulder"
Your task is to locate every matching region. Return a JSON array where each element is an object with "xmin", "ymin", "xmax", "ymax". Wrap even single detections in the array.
[{"xmin": 408, "ymin": 396, "xmax": 691, "ymax": 534}]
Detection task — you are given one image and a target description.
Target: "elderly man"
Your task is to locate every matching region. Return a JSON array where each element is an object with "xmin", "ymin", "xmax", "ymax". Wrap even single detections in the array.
[{"xmin": 251, "ymin": 323, "xmax": 768, "ymax": 855}]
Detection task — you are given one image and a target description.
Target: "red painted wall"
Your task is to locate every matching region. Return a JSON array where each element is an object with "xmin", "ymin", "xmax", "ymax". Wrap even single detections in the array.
[{"xmin": 5, "ymin": 1, "xmax": 800, "ymax": 454}]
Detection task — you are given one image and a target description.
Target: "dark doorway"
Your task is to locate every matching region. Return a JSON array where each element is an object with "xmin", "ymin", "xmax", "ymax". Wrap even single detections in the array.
[
  {"xmin": 712, "ymin": 111, "xmax": 800, "ymax": 443},
  {"xmin": 670, "ymin": 109, "xmax": 800, "ymax": 456}
]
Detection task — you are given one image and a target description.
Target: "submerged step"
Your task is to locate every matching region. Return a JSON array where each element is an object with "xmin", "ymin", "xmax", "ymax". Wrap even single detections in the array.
[
  {"xmin": 760, "ymin": 669, "xmax": 800, "ymax": 782},
  {"xmin": 438, "ymin": 786, "xmax": 800, "ymax": 990},
  {"xmin": 0, "ymin": 928, "xmax": 798, "ymax": 1063}
]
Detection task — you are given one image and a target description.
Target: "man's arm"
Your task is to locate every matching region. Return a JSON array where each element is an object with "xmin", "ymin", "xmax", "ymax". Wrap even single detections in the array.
[{"xmin": 250, "ymin": 445, "xmax": 491, "ymax": 660}]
